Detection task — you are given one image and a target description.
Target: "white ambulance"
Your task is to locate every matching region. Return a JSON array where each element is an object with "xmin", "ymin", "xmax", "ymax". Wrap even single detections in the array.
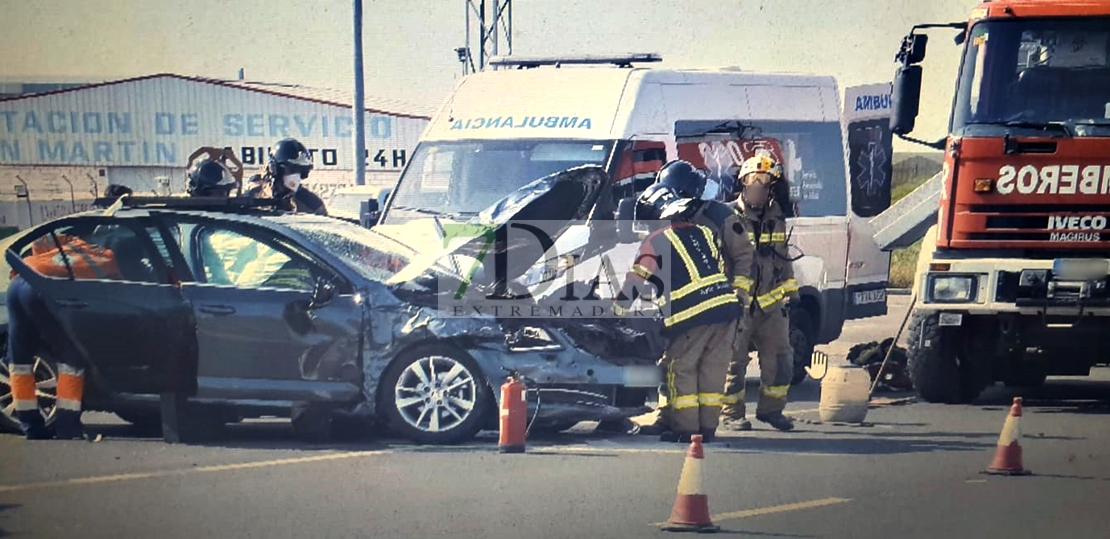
[{"xmin": 373, "ymin": 54, "xmax": 892, "ymax": 383}]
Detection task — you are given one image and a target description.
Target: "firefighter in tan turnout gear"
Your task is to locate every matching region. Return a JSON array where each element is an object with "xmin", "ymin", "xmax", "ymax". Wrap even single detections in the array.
[
  {"xmin": 633, "ymin": 160, "xmax": 755, "ymax": 439},
  {"xmin": 613, "ymin": 182, "xmax": 744, "ymax": 443},
  {"xmin": 721, "ymin": 155, "xmax": 800, "ymax": 432}
]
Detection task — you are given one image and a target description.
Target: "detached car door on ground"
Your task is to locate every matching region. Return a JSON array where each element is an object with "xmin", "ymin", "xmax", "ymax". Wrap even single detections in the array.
[
  {"xmin": 4, "ymin": 216, "xmax": 197, "ymax": 396},
  {"xmin": 154, "ymin": 214, "xmax": 364, "ymax": 404}
]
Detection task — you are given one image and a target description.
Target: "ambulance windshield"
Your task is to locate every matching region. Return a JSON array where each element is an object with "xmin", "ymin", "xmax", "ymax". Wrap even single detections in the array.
[
  {"xmin": 952, "ymin": 17, "xmax": 1110, "ymax": 136},
  {"xmin": 380, "ymin": 139, "xmax": 614, "ymax": 225}
]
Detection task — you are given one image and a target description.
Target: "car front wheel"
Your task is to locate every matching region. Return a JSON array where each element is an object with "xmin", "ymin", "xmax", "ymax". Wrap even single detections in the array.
[
  {"xmin": 379, "ymin": 345, "xmax": 492, "ymax": 445},
  {"xmin": 0, "ymin": 353, "xmax": 58, "ymax": 433}
]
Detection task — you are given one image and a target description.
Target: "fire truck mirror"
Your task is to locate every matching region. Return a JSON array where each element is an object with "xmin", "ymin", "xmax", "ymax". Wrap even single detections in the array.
[{"xmin": 891, "ymin": 65, "xmax": 923, "ymax": 136}]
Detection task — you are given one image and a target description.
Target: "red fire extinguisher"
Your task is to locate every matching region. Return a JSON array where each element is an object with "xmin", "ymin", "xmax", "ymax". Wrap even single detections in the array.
[{"xmin": 499, "ymin": 372, "xmax": 528, "ymax": 454}]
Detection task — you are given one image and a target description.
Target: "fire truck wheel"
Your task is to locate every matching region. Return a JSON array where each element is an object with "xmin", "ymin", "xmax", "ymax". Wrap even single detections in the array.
[
  {"xmin": 907, "ymin": 312, "xmax": 981, "ymax": 404},
  {"xmin": 379, "ymin": 345, "xmax": 492, "ymax": 445}
]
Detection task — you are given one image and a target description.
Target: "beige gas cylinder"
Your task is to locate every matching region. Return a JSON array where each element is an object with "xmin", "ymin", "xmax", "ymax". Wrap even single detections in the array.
[{"xmin": 818, "ymin": 363, "xmax": 871, "ymax": 423}]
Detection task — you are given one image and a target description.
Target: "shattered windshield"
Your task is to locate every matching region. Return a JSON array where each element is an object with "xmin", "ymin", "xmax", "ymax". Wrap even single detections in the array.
[
  {"xmin": 380, "ymin": 139, "xmax": 614, "ymax": 225},
  {"xmin": 952, "ymin": 17, "xmax": 1110, "ymax": 135},
  {"xmin": 278, "ymin": 218, "xmax": 415, "ymax": 283}
]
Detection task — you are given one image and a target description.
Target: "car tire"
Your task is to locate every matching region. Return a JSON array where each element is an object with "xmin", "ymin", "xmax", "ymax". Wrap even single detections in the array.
[
  {"xmin": 0, "ymin": 351, "xmax": 58, "ymax": 434},
  {"xmin": 379, "ymin": 345, "xmax": 492, "ymax": 445},
  {"xmin": 907, "ymin": 312, "xmax": 982, "ymax": 404},
  {"xmin": 789, "ymin": 307, "xmax": 816, "ymax": 386}
]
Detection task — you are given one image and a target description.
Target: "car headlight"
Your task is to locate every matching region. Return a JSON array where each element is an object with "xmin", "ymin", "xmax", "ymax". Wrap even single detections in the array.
[{"xmin": 927, "ymin": 274, "xmax": 976, "ymax": 303}]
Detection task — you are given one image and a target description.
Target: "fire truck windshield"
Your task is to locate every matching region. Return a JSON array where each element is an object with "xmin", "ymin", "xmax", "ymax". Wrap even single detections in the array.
[{"xmin": 951, "ymin": 17, "xmax": 1110, "ymax": 136}]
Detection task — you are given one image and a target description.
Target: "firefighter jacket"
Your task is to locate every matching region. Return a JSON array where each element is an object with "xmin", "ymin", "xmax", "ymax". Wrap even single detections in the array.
[
  {"xmin": 616, "ymin": 221, "xmax": 742, "ymax": 339},
  {"xmin": 690, "ymin": 200, "xmax": 755, "ymax": 305},
  {"xmin": 736, "ymin": 198, "xmax": 799, "ymax": 312},
  {"xmin": 16, "ymin": 233, "xmax": 121, "ymax": 281}
]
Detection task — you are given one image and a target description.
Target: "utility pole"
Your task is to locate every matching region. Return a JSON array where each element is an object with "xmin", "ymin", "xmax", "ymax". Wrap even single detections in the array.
[
  {"xmin": 352, "ymin": 0, "xmax": 367, "ymax": 186},
  {"xmin": 461, "ymin": 0, "xmax": 511, "ymax": 74}
]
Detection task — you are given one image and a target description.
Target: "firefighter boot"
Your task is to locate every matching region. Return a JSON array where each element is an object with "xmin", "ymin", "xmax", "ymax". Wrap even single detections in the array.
[{"xmin": 756, "ymin": 412, "xmax": 795, "ymax": 431}]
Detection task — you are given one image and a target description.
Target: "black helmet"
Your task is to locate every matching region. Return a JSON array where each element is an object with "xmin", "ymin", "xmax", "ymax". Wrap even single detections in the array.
[
  {"xmin": 187, "ymin": 158, "xmax": 237, "ymax": 197},
  {"xmin": 104, "ymin": 184, "xmax": 133, "ymax": 198},
  {"xmin": 635, "ymin": 182, "xmax": 680, "ymax": 221},
  {"xmin": 655, "ymin": 160, "xmax": 706, "ymax": 199},
  {"xmin": 267, "ymin": 138, "xmax": 314, "ymax": 180}
]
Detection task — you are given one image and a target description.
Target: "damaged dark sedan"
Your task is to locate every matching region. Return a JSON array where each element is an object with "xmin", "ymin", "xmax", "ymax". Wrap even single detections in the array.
[{"xmin": 2, "ymin": 166, "xmax": 665, "ymax": 444}]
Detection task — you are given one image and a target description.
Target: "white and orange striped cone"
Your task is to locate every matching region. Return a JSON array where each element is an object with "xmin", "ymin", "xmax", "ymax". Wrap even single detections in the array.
[
  {"xmin": 984, "ymin": 397, "xmax": 1032, "ymax": 476},
  {"xmin": 661, "ymin": 434, "xmax": 720, "ymax": 533}
]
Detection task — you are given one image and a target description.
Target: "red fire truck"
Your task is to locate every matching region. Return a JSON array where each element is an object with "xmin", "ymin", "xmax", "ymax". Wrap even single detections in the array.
[{"xmin": 890, "ymin": 0, "xmax": 1110, "ymax": 403}]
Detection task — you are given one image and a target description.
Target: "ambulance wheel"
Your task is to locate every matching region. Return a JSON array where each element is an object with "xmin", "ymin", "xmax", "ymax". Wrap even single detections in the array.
[
  {"xmin": 789, "ymin": 309, "xmax": 815, "ymax": 385},
  {"xmin": 379, "ymin": 345, "xmax": 492, "ymax": 445}
]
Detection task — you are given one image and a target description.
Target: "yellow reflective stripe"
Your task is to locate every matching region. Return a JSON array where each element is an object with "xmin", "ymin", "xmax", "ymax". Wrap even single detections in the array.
[
  {"xmin": 721, "ymin": 393, "xmax": 742, "ymax": 405},
  {"xmin": 665, "ymin": 355, "xmax": 678, "ymax": 410},
  {"xmin": 780, "ymin": 278, "xmax": 799, "ymax": 294},
  {"xmin": 762, "ymin": 385, "xmax": 790, "ymax": 399},
  {"xmin": 746, "ymin": 232, "xmax": 788, "ymax": 244},
  {"xmin": 756, "ymin": 284, "xmax": 793, "ymax": 309},
  {"xmin": 698, "ymin": 393, "xmax": 724, "ymax": 407},
  {"xmin": 664, "ymin": 293, "xmax": 739, "ymax": 327},
  {"xmin": 664, "ymin": 225, "xmax": 729, "ymax": 301},
  {"xmin": 672, "ymin": 395, "xmax": 700, "ymax": 410},
  {"xmin": 672, "ymin": 273, "xmax": 727, "ymax": 300},
  {"xmin": 732, "ymin": 276, "xmax": 753, "ymax": 292},
  {"xmin": 632, "ymin": 264, "xmax": 652, "ymax": 280},
  {"xmin": 705, "ymin": 226, "xmax": 720, "ymax": 262}
]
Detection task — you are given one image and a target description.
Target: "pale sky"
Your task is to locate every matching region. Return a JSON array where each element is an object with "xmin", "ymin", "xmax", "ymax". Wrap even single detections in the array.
[{"xmin": 1, "ymin": 0, "xmax": 977, "ymax": 152}]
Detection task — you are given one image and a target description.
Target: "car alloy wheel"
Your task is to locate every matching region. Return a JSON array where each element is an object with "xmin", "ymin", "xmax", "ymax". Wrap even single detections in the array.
[
  {"xmin": 379, "ymin": 345, "xmax": 493, "ymax": 445},
  {"xmin": 394, "ymin": 354, "xmax": 479, "ymax": 434},
  {"xmin": 0, "ymin": 356, "xmax": 58, "ymax": 431}
]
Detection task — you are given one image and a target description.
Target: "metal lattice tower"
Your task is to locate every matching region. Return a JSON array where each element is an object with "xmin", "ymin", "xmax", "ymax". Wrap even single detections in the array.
[{"xmin": 457, "ymin": 0, "xmax": 512, "ymax": 75}]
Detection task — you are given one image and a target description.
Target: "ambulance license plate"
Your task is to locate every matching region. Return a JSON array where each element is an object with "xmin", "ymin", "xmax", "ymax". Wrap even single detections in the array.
[{"xmin": 938, "ymin": 312, "xmax": 963, "ymax": 327}]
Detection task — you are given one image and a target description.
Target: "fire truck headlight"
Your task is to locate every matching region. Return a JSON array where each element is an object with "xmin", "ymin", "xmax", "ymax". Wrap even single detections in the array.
[{"xmin": 928, "ymin": 274, "xmax": 976, "ymax": 303}]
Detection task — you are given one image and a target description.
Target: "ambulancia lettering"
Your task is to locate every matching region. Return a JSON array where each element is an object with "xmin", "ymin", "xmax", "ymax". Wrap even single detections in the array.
[{"xmin": 995, "ymin": 164, "xmax": 1110, "ymax": 196}]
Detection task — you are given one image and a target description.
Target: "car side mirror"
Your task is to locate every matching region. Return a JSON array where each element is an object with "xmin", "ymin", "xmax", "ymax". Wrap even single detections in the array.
[
  {"xmin": 309, "ymin": 277, "xmax": 337, "ymax": 309},
  {"xmin": 890, "ymin": 64, "xmax": 924, "ymax": 136}
]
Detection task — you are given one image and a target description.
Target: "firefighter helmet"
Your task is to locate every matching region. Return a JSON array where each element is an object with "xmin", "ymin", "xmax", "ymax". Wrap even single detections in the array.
[
  {"xmin": 187, "ymin": 158, "xmax": 237, "ymax": 197},
  {"xmin": 655, "ymin": 160, "xmax": 707, "ymax": 199},
  {"xmin": 266, "ymin": 138, "xmax": 314, "ymax": 180},
  {"xmin": 737, "ymin": 155, "xmax": 783, "ymax": 183},
  {"xmin": 636, "ymin": 182, "xmax": 681, "ymax": 221}
]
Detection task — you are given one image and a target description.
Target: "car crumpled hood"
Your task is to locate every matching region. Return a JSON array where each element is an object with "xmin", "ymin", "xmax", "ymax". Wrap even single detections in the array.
[{"xmin": 384, "ymin": 164, "xmax": 608, "ymax": 291}]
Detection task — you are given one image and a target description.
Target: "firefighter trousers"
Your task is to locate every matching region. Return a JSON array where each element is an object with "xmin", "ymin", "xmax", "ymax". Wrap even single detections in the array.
[
  {"xmin": 657, "ymin": 319, "xmax": 742, "ymax": 434},
  {"xmin": 721, "ymin": 302, "xmax": 794, "ymax": 418},
  {"xmin": 6, "ymin": 276, "xmax": 86, "ymax": 440}
]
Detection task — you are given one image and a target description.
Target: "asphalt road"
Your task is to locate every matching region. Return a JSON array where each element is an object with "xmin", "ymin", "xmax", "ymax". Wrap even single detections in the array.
[{"xmin": 3, "ymin": 294, "xmax": 1110, "ymax": 539}]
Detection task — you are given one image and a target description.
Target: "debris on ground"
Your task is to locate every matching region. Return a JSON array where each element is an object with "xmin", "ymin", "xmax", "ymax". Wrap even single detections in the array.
[{"xmin": 847, "ymin": 338, "xmax": 914, "ymax": 392}]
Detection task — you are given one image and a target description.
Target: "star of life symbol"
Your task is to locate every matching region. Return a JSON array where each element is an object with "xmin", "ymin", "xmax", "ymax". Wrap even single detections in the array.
[{"xmin": 856, "ymin": 140, "xmax": 888, "ymax": 196}]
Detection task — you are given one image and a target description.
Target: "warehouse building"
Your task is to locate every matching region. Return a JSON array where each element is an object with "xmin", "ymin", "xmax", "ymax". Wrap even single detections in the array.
[{"xmin": 0, "ymin": 73, "xmax": 434, "ymax": 230}]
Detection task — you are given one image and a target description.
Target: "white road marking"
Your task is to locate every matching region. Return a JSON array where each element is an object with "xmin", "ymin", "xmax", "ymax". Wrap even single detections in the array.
[
  {"xmin": 652, "ymin": 497, "xmax": 852, "ymax": 526},
  {"xmin": 0, "ymin": 450, "xmax": 391, "ymax": 494}
]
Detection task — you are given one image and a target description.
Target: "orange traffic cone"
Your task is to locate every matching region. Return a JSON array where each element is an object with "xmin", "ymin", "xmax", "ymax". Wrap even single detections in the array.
[
  {"xmin": 984, "ymin": 397, "xmax": 1032, "ymax": 476},
  {"xmin": 661, "ymin": 434, "xmax": 720, "ymax": 533}
]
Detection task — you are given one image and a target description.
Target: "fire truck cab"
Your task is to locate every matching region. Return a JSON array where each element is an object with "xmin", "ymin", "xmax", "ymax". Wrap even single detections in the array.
[{"xmin": 890, "ymin": 0, "xmax": 1110, "ymax": 403}]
